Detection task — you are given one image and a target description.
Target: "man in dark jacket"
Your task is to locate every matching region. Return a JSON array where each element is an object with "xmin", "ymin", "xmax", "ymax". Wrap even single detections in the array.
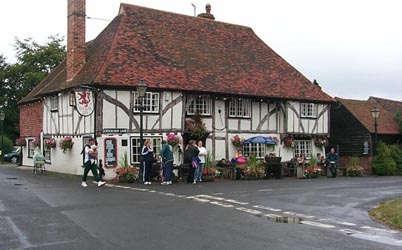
[
  {"xmin": 326, "ymin": 147, "xmax": 339, "ymax": 178},
  {"xmin": 160, "ymin": 140, "xmax": 174, "ymax": 185},
  {"xmin": 184, "ymin": 140, "xmax": 199, "ymax": 183}
]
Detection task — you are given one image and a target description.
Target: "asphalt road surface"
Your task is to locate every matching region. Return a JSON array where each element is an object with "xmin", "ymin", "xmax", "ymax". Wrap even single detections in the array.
[{"xmin": 1, "ymin": 164, "xmax": 402, "ymax": 250}]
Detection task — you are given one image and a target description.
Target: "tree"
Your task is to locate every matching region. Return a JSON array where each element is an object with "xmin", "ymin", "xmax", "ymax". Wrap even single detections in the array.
[{"xmin": 0, "ymin": 36, "xmax": 66, "ymax": 141}]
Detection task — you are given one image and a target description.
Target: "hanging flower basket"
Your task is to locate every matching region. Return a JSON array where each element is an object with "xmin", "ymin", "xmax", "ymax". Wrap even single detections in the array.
[
  {"xmin": 44, "ymin": 138, "xmax": 57, "ymax": 149},
  {"xmin": 231, "ymin": 135, "xmax": 244, "ymax": 148},
  {"xmin": 282, "ymin": 135, "xmax": 295, "ymax": 148},
  {"xmin": 15, "ymin": 137, "xmax": 26, "ymax": 146},
  {"xmin": 32, "ymin": 137, "xmax": 41, "ymax": 147},
  {"xmin": 60, "ymin": 136, "xmax": 73, "ymax": 152},
  {"xmin": 166, "ymin": 132, "xmax": 180, "ymax": 146},
  {"xmin": 314, "ymin": 135, "xmax": 329, "ymax": 147}
]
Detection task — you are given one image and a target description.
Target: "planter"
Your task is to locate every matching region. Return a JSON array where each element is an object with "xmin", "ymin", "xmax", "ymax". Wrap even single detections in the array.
[{"xmin": 116, "ymin": 167, "xmax": 140, "ymax": 183}]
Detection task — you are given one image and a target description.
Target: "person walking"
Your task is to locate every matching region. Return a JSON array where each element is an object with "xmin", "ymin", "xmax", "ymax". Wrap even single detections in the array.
[
  {"xmin": 195, "ymin": 140, "xmax": 207, "ymax": 182},
  {"xmin": 141, "ymin": 139, "xmax": 154, "ymax": 185},
  {"xmin": 327, "ymin": 147, "xmax": 339, "ymax": 178},
  {"xmin": 81, "ymin": 140, "xmax": 105, "ymax": 187},
  {"xmin": 160, "ymin": 140, "xmax": 174, "ymax": 185}
]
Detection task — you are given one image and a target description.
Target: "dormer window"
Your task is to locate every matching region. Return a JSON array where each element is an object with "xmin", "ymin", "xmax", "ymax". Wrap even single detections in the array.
[{"xmin": 300, "ymin": 103, "xmax": 317, "ymax": 118}]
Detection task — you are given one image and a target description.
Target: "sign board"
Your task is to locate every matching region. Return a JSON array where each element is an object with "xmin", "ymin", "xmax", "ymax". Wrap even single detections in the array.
[
  {"xmin": 103, "ymin": 128, "xmax": 128, "ymax": 134},
  {"xmin": 75, "ymin": 90, "xmax": 94, "ymax": 116},
  {"xmin": 104, "ymin": 137, "xmax": 117, "ymax": 168}
]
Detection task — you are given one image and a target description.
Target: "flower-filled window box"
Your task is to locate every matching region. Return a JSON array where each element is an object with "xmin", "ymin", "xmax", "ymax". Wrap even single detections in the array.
[
  {"xmin": 282, "ymin": 134, "xmax": 295, "ymax": 148},
  {"xmin": 44, "ymin": 138, "xmax": 57, "ymax": 149},
  {"xmin": 60, "ymin": 136, "xmax": 73, "ymax": 152}
]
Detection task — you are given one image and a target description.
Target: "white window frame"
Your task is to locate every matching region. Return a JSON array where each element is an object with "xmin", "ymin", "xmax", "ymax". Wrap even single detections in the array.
[
  {"xmin": 243, "ymin": 143, "xmax": 267, "ymax": 158},
  {"xmin": 27, "ymin": 138, "xmax": 35, "ymax": 158},
  {"xmin": 133, "ymin": 91, "xmax": 160, "ymax": 113},
  {"xmin": 186, "ymin": 95, "xmax": 212, "ymax": 116},
  {"xmin": 50, "ymin": 96, "xmax": 59, "ymax": 112},
  {"xmin": 130, "ymin": 137, "xmax": 162, "ymax": 164},
  {"xmin": 300, "ymin": 103, "xmax": 317, "ymax": 118},
  {"xmin": 229, "ymin": 98, "xmax": 251, "ymax": 118},
  {"xmin": 294, "ymin": 140, "xmax": 313, "ymax": 158}
]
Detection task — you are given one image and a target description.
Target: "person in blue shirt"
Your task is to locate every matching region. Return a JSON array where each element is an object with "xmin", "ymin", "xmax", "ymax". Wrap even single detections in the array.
[{"xmin": 160, "ymin": 140, "xmax": 174, "ymax": 185}]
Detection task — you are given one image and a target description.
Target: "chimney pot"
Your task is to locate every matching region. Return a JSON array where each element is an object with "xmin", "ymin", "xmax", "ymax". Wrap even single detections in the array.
[{"xmin": 197, "ymin": 3, "xmax": 215, "ymax": 20}]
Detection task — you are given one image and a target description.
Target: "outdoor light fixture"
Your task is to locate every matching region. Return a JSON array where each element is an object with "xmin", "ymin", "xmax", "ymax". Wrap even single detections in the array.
[
  {"xmin": 137, "ymin": 80, "xmax": 147, "ymax": 98},
  {"xmin": 370, "ymin": 107, "xmax": 380, "ymax": 119},
  {"xmin": 137, "ymin": 80, "xmax": 147, "ymax": 157},
  {"xmin": 370, "ymin": 107, "xmax": 380, "ymax": 155},
  {"xmin": 0, "ymin": 110, "xmax": 5, "ymax": 121}
]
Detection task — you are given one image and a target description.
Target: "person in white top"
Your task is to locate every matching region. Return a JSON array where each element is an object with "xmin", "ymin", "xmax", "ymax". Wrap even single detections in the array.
[{"xmin": 195, "ymin": 140, "xmax": 208, "ymax": 182}]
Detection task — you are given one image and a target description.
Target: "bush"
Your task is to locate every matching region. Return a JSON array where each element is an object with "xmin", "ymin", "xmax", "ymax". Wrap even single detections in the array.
[
  {"xmin": 346, "ymin": 157, "xmax": 364, "ymax": 177},
  {"xmin": 373, "ymin": 143, "xmax": 397, "ymax": 176},
  {"xmin": 0, "ymin": 135, "xmax": 14, "ymax": 156},
  {"xmin": 389, "ymin": 145, "xmax": 402, "ymax": 175}
]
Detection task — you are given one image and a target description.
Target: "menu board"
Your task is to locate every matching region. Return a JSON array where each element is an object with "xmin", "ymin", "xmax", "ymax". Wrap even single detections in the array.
[{"xmin": 104, "ymin": 138, "xmax": 117, "ymax": 168}]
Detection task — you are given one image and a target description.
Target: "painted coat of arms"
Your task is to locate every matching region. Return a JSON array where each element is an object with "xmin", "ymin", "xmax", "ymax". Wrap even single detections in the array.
[{"xmin": 75, "ymin": 90, "xmax": 94, "ymax": 116}]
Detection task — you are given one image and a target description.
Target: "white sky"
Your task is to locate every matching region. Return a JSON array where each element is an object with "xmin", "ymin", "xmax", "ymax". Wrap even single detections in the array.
[{"xmin": 1, "ymin": 0, "xmax": 401, "ymax": 100}]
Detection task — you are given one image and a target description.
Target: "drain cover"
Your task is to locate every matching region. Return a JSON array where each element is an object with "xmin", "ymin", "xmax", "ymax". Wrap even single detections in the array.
[
  {"xmin": 14, "ymin": 183, "xmax": 22, "ymax": 186},
  {"xmin": 6, "ymin": 177, "xmax": 17, "ymax": 180},
  {"xmin": 274, "ymin": 216, "xmax": 301, "ymax": 224}
]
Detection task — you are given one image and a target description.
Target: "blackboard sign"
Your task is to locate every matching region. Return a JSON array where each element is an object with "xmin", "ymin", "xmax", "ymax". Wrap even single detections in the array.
[{"xmin": 104, "ymin": 138, "xmax": 117, "ymax": 168}]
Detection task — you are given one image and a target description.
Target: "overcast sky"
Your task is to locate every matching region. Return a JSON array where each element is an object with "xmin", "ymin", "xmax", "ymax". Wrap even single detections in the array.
[{"xmin": 1, "ymin": 0, "xmax": 401, "ymax": 100}]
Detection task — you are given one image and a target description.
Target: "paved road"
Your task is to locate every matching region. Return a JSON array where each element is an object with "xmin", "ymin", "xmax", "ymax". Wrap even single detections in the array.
[{"xmin": 1, "ymin": 164, "xmax": 402, "ymax": 250}]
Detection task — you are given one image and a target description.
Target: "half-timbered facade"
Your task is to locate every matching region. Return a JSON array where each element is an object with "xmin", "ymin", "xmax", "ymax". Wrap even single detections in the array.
[{"xmin": 19, "ymin": 1, "xmax": 333, "ymax": 178}]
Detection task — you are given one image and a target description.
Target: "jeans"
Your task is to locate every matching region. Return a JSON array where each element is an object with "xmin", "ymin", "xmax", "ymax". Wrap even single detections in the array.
[
  {"xmin": 328, "ymin": 162, "xmax": 337, "ymax": 178},
  {"xmin": 163, "ymin": 161, "xmax": 173, "ymax": 182},
  {"xmin": 82, "ymin": 161, "xmax": 100, "ymax": 182},
  {"xmin": 194, "ymin": 163, "xmax": 204, "ymax": 182}
]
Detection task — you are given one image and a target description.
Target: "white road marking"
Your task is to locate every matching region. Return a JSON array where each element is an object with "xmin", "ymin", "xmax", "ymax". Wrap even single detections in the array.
[
  {"xmin": 236, "ymin": 207, "xmax": 263, "ymax": 215},
  {"xmin": 196, "ymin": 195, "xmax": 249, "ymax": 205},
  {"xmin": 5, "ymin": 216, "xmax": 32, "ymax": 248},
  {"xmin": 350, "ymin": 233, "xmax": 402, "ymax": 247},
  {"xmin": 258, "ymin": 189, "xmax": 273, "ymax": 192},
  {"xmin": 209, "ymin": 201, "xmax": 234, "ymax": 208},
  {"xmin": 193, "ymin": 198, "xmax": 210, "ymax": 203},
  {"xmin": 301, "ymin": 221, "xmax": 336, "ymax": 229},
  {"xmin": 264, "ymin": 213, "xmax": 280, "ymax": 218},
  {"xmin": 360, "ymin": 226, "xmax": 399, "ymax": 234},
  {"xmin": 338, "ymin": 222, "xmax": 356, "ymax": 226},
  {"xmin": 253, "ymin": 205, "xmax": 282, "ymax": 212}
]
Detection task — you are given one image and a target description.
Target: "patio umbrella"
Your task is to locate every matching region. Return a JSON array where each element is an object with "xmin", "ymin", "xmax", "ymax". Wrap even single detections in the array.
[{"xmin": 243, "ymin": 136, "xmax": 277, "ymax": 145}]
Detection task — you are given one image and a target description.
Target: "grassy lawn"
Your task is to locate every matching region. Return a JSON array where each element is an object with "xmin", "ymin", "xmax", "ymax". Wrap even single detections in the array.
[{"xmin": 369, "ymin": 198, "xmax": 402, "ymax": 230}]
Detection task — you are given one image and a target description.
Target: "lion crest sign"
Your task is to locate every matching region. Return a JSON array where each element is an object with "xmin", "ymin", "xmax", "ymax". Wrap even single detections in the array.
[{"xmin": 75, "ymin": 90, "xmax": 94, "ymax": 116}]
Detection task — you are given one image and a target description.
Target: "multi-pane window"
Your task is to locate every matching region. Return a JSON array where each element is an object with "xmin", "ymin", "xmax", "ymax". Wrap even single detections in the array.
[
  {"xmin": 130, "ymin": 137, "xmax": 162, "ymax": 164},
  {"xmin": 50, "ymin": 96, "xmax": 59, "ymax": 112},
  {"xmin": 300, "ymin": 103, "xmax": 316, "ymax": 118},
  {"xmin": 133, "ymin": 92, "xmax": 160, "ymax": 113},
  {"xmin": 186, "ymin": 95, "xmax": 211, "ymax": 115},
  {"xmin": 294, "ymin": 140, "xmax": 312, "ymax": 158},
  {"xmin": 229, "ymin": 98, "xmax": 251, "ymax": 118},
  {"xmin": 243, "ymin": 143, "xmax": 266, "ymax": 158},
  {"xmin": 27, "ymin": 139, "xmax": 35, "ymax": 158}
]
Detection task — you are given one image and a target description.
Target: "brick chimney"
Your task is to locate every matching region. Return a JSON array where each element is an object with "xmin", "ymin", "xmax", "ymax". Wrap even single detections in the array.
[
  {"xmin": 67, "ymin": 0, "xmax": 86, "ymax": 81},
  {"xmin": 197, "ymin": 3, "xmax": 215, "ymax": 20}
]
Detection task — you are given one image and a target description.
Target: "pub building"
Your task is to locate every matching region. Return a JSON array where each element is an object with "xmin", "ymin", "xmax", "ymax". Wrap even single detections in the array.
[{"xmin": 18, "ymin": 1, "xmax": 333, "ymax": 178}]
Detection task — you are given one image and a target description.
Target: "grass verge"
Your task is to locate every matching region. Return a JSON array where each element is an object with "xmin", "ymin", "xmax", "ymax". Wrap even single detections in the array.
[{"xmin": 369, "ymin": 198, "xmax": 402, "ymax": 230}]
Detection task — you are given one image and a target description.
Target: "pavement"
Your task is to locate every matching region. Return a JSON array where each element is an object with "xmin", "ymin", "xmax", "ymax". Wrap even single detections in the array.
[{"xmin": 1, "ymin": 164, "xmax": 402, "ymax": 250}]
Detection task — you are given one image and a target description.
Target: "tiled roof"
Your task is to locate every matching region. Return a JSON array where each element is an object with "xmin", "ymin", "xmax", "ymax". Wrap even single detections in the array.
[
  {"xmin": 337, "ymin": 97, "xmax": 401, "ymax": 134},
  {"xmin": 369, "ymin": 97, "xmax": 402, "ymax": 115},
  {"xmin": 20, "ymin": 3, "xmax": 333, "ymax": 104}
]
